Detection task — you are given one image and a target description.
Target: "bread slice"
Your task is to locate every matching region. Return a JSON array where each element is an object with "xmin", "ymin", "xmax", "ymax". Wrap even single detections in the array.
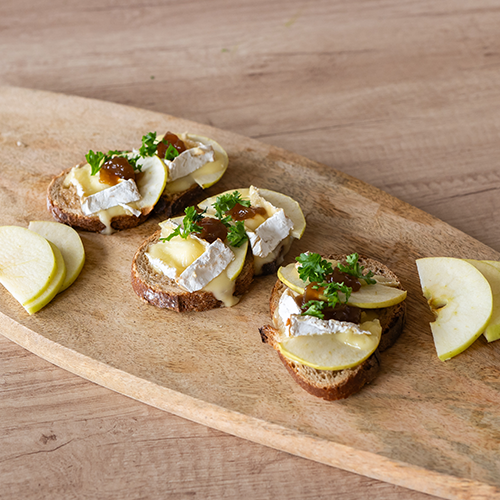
[
  {"xmin": 131, "ymin": 230, "xmax": 255, "ymax": 312},
  {"xmin": 47, "ymin": 167, "xmax": 204, "ymax": 233},
  {"xmin": 259, "ymin": 254, "xmax": 406, "ymax": 400}
]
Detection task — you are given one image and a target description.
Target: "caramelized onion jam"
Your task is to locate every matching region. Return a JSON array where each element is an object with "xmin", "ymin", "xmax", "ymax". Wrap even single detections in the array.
[
  {"xmin": 197, "ymin": 217, "xmax": 228, "ymax": 244},
  {"xmin": 226, "ymin": 203, "xmax": 266, "ymax": 221},
  {"xmin": 156, "ymin": 132, "xmax": 187, "ymax": 158},
  {"xmin": 294, "ymin": 268, "xmax": 363, "ymax": 324},
  {"xmin": 99, "ymin": 156, "xmax": 135, "ymax": 186}
]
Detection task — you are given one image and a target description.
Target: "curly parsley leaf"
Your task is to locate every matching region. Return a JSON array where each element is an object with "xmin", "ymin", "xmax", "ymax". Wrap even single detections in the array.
[
  {"xmin": 161, "ymin": 206, "xmax": 205, "ymax": 241},
  {"xmin": 321, "ymin": 281, "xmax": 352, "ymax": 306},
  {"xmin": 227, "ymin": 221, "xmax": 248, "ymax": 247},
  {"xmin": 296, "ymin": 253, "xmax": 334, "ymax": 283},
  {"xmin": 212, "ymin": 191, "xmax": 250, "ymax": 220},
  {"xmin": 139, "ymin": 131, "xmax": 158, "ymax": 158},
  {"xmin": 300, "ymin": 300, "xmax": 326, "ymax": 319},
  {"xmin": 86, "ymin": 150, "xmax": 106, "ymax": 176},
  {"xmin": 86, "ymin": 149, "xmax": 128, "ymax": 175},
  {"xmin": 164, "ymin": 143, "xmax": 180, "ymax": 161},
  {"xmin": 337, "ymin": 253, "xmax": 376, "ymax": 285}
]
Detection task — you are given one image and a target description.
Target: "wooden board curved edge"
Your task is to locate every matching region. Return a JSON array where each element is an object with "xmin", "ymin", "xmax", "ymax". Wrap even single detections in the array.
[{"xmin": 1, "ymin": 312, "xmax": 499, "ymax": 500}]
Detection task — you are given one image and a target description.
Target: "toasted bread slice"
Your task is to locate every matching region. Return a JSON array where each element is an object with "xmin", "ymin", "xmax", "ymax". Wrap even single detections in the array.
[
  {"xmin": 131, "ymin": 230, "xmax": 254, "ymax": 312},
  {"xmin": 47, "ymin": 167, "xmax": 203, "ymax": 233},
  {"xmin": 259, "ymin": 254, "xmax": 406, "ymax": 400}
]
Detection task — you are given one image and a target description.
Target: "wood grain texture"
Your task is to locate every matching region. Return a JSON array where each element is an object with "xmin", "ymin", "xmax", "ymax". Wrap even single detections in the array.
[
  {"xmin": 0, "ymin": 87, "xmax": 499, "ymax": 500},
  {"xmin": 2, "ymin": 1, "xmax": 500, "ymax": 499}
]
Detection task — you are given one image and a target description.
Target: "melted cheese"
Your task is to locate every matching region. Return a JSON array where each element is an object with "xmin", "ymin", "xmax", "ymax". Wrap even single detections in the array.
[
  {"xmin": 145, "ymin": 219, "xmax": 242, "ymax": 307},
  {"xmin": 64, "ymin": 163, "xmax": 141, "ymax": 234}
]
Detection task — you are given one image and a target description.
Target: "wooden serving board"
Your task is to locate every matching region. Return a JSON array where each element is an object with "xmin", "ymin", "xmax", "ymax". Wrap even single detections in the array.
[{"xmin": 1, "ymin": 86, "xmax": 499, "ymax": 500}]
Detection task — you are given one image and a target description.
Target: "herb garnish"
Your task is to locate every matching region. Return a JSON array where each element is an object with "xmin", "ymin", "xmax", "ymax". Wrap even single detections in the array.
[
  {"xmin": 295, "ymin": 253, "xmax": 334, "ymax": 283},
  {"xmin": 86, "ymin": 131, "xmax": 181, "ymax": 176},
  {"xmin": 226, "ymin": 221, "xmax": 248, "ymax": 247},
  {"xmin": 161, "ymin": 206, "xmax": 205, "ymax": 242},
  {"xmin": 300, "ymin": 282, "xmax": 352, "ymax": 319},
  {"xmin": 164, "ymin": 143, "xmax": 180, "ymax": 161},
  {"xmin": 337, "ymin": 253, "xmax": 376, "ymax": 285},
  {"xmin": 86, "ymin": 149, "xmax": 122, "ymax": 176},
  {"xmin": 212, "ymin": 191, "xmax": 250, "ymax": 220},
  {"xmin": 209, "ymin": 191, "xmax": 250, "ymax": 247},
  {"xmin": 301, "ymin": 300, "xmax": 326, "ymax": 318},
  {"xmin": 138, "ymin": 132, "xmax": 158, "ymax": 158}
]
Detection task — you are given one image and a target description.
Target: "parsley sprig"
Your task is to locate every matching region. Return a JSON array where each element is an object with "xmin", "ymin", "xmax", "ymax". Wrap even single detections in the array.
[
  {"xmin": 301, "ymin": 300, "xmax": 325, "ymax": 318},
  {"xmin": 139, "ymin": 132, "xmax": 180, "ymax": 161},
  {"xmin": 337, "ymin": 253, "xmax": 376, "ymax": 285},
  {"xmin": 213, "ymin": 191, "xmax": 250, "ymax": 220},
  {"xmin": 161, "ymin": 206, "xmax": 205, "ymax": 242},
  {"xmin": 86, "ymin": 131, "xmax": 181, "ymax": 176},
  {"xmin": 210, "ymin": 191, "xmax": 250, "ymax": 248},
  {"xmin": 300, "ymin": 282, "xmax": 352, "ymax": 320},
  {"xmin": 226, "ymin": 221, "xmax": 248, "ymax": 247},
  {"xmin": 295, "ymin": 253, "xmax": 333, "ymax": 283}
]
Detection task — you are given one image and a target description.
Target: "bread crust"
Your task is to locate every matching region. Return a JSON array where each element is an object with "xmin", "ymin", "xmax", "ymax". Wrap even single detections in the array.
[
  {"xmin": 47, "ymin": 167, "xmax": 204, "ymax": 233},
  {"xmin": 131, "ymin": 230, "xmax": 254, "ymax": 312},
  {"xmin": 259, "ymin": 253, "xmax": 406, "ymax": 401}
]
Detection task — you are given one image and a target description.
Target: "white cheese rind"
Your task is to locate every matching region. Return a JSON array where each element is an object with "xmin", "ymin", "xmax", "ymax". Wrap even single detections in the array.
[
  {"xmin": 277, "ymin": 288, "xmax": 302, "ymax": 335},
  {"xmin": 81, "ymin": 179, "xmax": 141, "ymax": 216},
  {"xmin": 247, "ymin": 209, "xmax": 293, "ymax": 258},
  {"xmin": 165, "ymin": 144, "xmax": 214, "ymax": 182},
  {"xmin": 288, "ymin": 315, "xmax": 372, "ymax": 338},
  {"xmin": 177, "ymin": 239, "xmax": 234, "ymax": 292}
]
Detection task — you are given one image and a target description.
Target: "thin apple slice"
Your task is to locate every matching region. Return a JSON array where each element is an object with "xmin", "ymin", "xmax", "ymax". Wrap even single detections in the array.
[
  {"xmin": 28, "ymin": 220, "xmax": 85, "ymax": 292},
  {"xmin": 226, "ymin": 239, "xmax": 249, "ymax": 281},
  {"xmin": 135, "ymin": 155, "xmax": 168, "ymax": 214},
  {"xmin": 279, "ymin": 320, "xmax": 382, "ymax": 370},
  {"xmin": 0, "ymin": 226, "xmax": 56, "ymax": 306},
  {"xmin": 277, "ymin": 263, "xmax": 407, "ymax": 308},
  {"xmin": 187, "ymin": 134, "xmax": 229, "ymax": 189},
  {"xmin": 466, "ymin": 259, "xmax": 500, "ymax": 343},
  {"xmin": 24, "ymin": 242, "xmax": 66, "ymax": 315},
  {"xmin": 416, "ymin": 257, "xmax": 493, "ymax": 361}
]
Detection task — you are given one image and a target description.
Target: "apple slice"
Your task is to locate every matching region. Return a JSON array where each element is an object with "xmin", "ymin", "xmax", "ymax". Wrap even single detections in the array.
[
  {"xmin": 0, "ymin": 226, "xmax": 57, "ymax": 306},
  {"xmin": 416, "ymin": 257, "xmax": 493, "ymax": 361},
  {"xmin": 135, "ymin": 155, "xmax": 168, "ymax": 214},
  {"xmin": 465, "ymin": 259, "xmax": 500, "ymax": 343},
  {"xmin": 187, "ymin": 134, "xmax": 229, "ymax": 189},
  {"xmin": 28, "ymin": 221, "xmax": 85, "ymax": 292},
  {"xmin": 279, "ymin": 319, "xmax": 382, "ymax": 370},
  {"xmin": 278, "ymin": 262, "xmax": 407, "ymax": 308},
  {"xmin": 226, "ymin": 239, "xmax": 249, "ymax": 281},
  {"xmin": 24, "ymin": 242, "xmax": 66, "ymax": 315}
]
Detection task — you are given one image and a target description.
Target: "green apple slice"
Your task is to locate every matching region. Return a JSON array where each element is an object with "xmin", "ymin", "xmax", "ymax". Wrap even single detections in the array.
[
  {"xmin": 28, "ymin": 221, "xmax": 85, "ymax": 292},
  {"xmin": 278, "ymin": 320, "xmax": 382, "ymax": 370},
  {"xmin": 466, "ymin": 259, "xmax": 500, "ymax": 343},
  {"xmin": 277, "ymin": 263, "xmax": 407, "ymax": 308},
  {"xmin": 0, "ymin": 226, "xmax": 57, "ymax": 306},
  {"xmin": 24, "ymin": 242, "xmax": 66, "ymax": 315},
  {"xmin": 198, "ymin": 187, "xmax": 306, "ymax": 239},
  {"xmin": 136, "ymin": 155, "xmax": 168, "ymax": 214},
  {"xmin": 416, "ymin": 257, "xmax": 493, "ymax": 361},
  {"xmin": 226, "ymin": 240, "xmax": 249, "ymax": 281},
  {"xmin": 187, "ymin": 134, "xmax": 229, "ymax": 189}
]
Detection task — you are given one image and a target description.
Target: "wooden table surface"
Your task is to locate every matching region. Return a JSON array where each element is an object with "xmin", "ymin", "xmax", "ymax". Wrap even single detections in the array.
[{"xmin": 1, "ymin": 1, "xmax": 500, "ymax": 499}]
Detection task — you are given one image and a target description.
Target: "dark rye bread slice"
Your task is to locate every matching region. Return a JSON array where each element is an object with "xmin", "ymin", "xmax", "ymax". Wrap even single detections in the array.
[
  {"xmin": 47, "ymin": 166, "xmax": 203, "ymax": 233},
  {"xmin": 131, "ymin": 230, "xmax": 255, "ymax": 312},
  {"xmin": 258, "ymin": 254, "xmax": 406, "ymax": 401}
]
